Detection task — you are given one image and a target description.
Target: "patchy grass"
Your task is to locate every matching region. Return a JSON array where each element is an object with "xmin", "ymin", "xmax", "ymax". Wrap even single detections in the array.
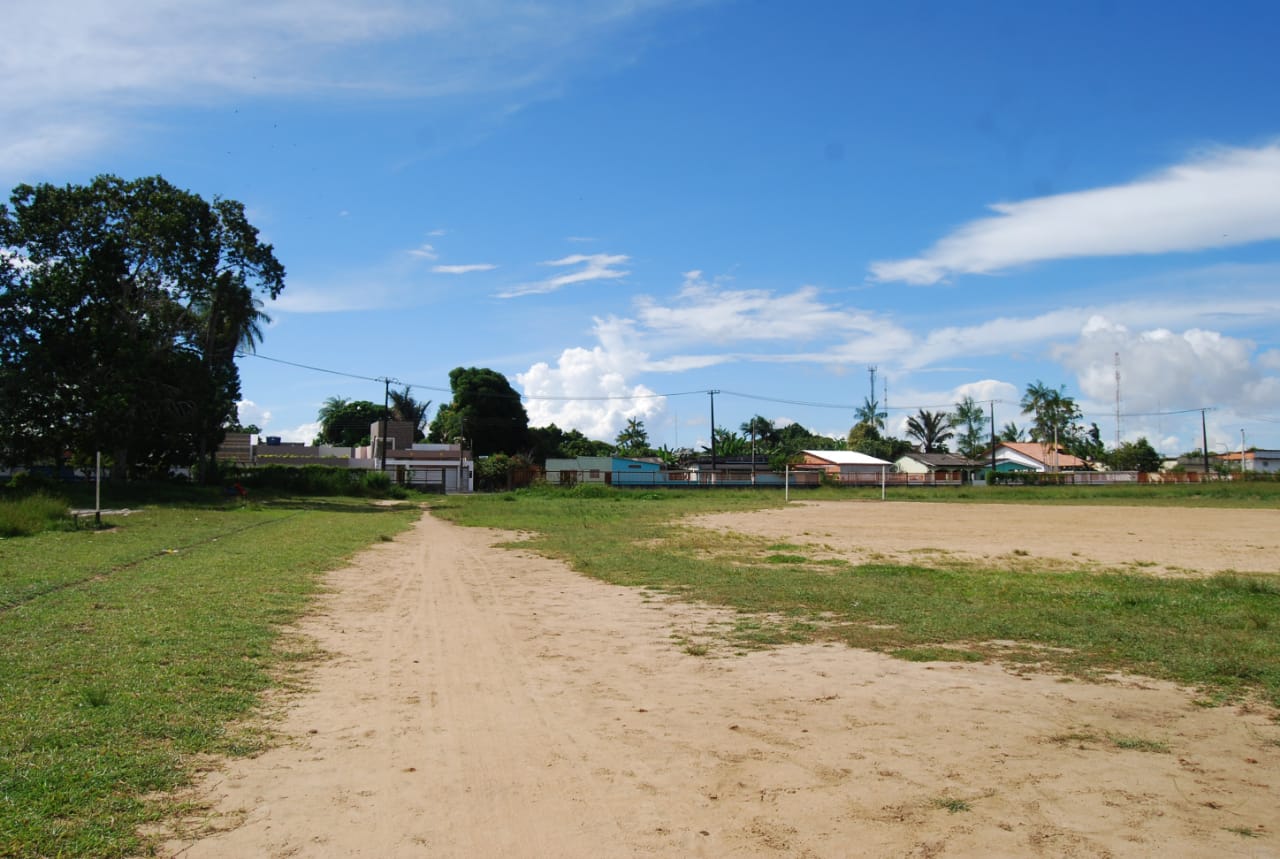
[
  {"xmin": 931, "ymin": 796, "xmax": 972, "ymax": 813},
  {"xmin": 1109, "ymin": 735, "xmax": 1170, "ymax": 753},
  {"xmin": 0, "ymin": 497, "xmax": 419, "ymax": 858},
  {"xmin": 436, "ymin": 488, "xmax": 1280, "ymax": 707}
]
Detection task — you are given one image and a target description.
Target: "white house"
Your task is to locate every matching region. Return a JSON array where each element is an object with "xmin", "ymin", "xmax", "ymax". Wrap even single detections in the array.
[{"xmin": 798, "ymin": 450, "xmax": 892, "ymax": 484}]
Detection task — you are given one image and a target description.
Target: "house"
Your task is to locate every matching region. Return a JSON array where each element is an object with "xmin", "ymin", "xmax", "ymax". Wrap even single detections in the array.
[
  {"xmin": 1217, "ymin": 449, "xmax": 1280, "ymax": 474},
  {"xmin": 544, "ymin": 455, "xmax": 618, "ymax": 485},
  {"xmin": 355, "ymin": 422, "xmax": 472, "ymax": 492},
  {"xmin": 894, "ymin": 451, "xmax": 985, "ymax": 484},
  {"xmin": 798, "ymin": 450, "xmax": 892, "ymax": 484},
  {"xmin": 984, "ymin": 441, "xmax": 1091, "ymax": 473},
  {"xmin": 686, "ymin": 454, "xmax": 779, "ymax": 485},
  {"xmin": 544, "ymin": 455, "xmax": 664, "ymax": 486}
]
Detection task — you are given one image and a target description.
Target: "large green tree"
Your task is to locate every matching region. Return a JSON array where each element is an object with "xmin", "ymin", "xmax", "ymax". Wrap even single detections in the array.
[
  {"xmin": 1020, "ymin": 380, "xmax": 1082, "ymax": 446},
  {"xmin": 428, "ymin": 367, "xmax": 529, "ymax": 457},
  {"xmin": 1106, "ymin": 437, "xmax": 1162, "ymax": 473},
  {"xmin": 315, "ymin": 398, "xmax": 384, "ymax": 447},
  {"xmin": 0, "ymin": 175, "xmax": 284, "ymax": 478},
  {"xmin": 527, "ymin": 423, "xmax": 613, "ymax": 463}
]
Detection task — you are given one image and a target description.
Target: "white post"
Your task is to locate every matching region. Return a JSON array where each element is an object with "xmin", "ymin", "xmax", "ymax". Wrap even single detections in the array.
[
  {"xmin": 881, "ymin": 465, "xmax": 886, "ymax": 500},
  {"xmin": 1241, "ymin": 429, "xmax": 1246, "ymax": 475},
  {"xmin": 785, "ymin": 464, "xmax": 790, "ymax": 503},
  {"xmin": 94, "ymin": 451, "xmax": 102, "ymax": 527}
]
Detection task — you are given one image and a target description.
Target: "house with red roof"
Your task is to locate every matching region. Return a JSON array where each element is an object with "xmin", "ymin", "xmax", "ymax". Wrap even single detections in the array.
[{"xmin": 984, "ymin": 441, "xmax": 1091, "ymax": 473}]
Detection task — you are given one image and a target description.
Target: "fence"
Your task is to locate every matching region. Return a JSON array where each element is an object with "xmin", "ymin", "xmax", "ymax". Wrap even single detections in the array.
[{"xmin": 551, "ymin": 469, "xmax": 822, "ymax": 489}]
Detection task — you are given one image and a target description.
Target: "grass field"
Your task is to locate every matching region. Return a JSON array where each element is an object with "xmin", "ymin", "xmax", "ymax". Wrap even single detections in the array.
[
  {"xmin": 0, "ymin": 495, "xmax": 419, "ymax": 859},
  {"xmin": 434, "ymin": 485, "xmax": 1280, "ymax": 709},
  {"xmin": 3, "ymin": 480, "xmax": 1277, "ymax": 857}
]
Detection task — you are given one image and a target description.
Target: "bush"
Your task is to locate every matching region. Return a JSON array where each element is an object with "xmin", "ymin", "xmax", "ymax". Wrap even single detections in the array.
[
  {"xmin": 0, "ymin": 492, "xmax": 70, "ymax": 537},
  {"xmin": 6, "ymin": 470, "xmax": 64, "ymax": 496}
]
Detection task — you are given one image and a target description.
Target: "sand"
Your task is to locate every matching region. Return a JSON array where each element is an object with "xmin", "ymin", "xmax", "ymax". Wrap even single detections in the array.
[{"xmin": 157, "ymin": 502, "xmax": 1280, "ymax": 858}]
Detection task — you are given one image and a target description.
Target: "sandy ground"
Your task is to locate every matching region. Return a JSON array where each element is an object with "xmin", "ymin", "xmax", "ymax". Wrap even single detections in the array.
[{"xmin": 158, "ymin": 503, "xmax": 1280, "ymax": 858}]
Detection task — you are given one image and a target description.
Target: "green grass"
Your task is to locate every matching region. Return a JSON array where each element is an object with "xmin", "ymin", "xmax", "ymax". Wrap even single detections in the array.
[
  {"xmin": 435, "ymin": 486, "xmax": 1280, "ymax": 707},
  {"xmin": 0, "ymin": 496, "xmax": 419, "ymax": 858},
  {"xmin": 0, "ymin": 493, "xmax": 74, "ymax": 538},
  {"xmin": 931, "ymin": 796, "xmax": 972, "ymax": 813}
]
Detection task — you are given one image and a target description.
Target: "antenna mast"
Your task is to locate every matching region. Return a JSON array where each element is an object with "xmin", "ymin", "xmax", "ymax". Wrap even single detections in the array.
[{"xmin": 1114, "ymin": 352, "xmax": 1121, "ymax": 450}]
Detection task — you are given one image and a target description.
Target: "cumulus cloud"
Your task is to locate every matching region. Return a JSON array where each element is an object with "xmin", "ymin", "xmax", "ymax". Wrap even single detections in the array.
[
  {"xmin": 234, "ymin": 400, "xmax": 272, "ymax": 430},
  {"xmin": 498, "ymin": 253, "xmax": 629, "ymax": 298},
  {"xmin": 871, "ymin": 143, "xmax": 1280, "ymax": 284},
  {"xmin": 432, "ymin": 263, "xmax": 497, "ymax": 274},
  {"xmin": 517, "ymin": 338, "xmax": 666, "ymax": 441},
  {"xmin": 1053, "ymin": 315, "xmax": 1280, "ymax": 449},
  {"xmin": 1055, "ymin": 316, "xmax": 1273, "ymax": 412}
]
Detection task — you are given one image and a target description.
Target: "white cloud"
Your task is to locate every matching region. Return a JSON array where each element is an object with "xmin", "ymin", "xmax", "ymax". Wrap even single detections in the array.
[
  {"xmin": 0, "ymin": 0, "xmax": 686, "ymax": 174},
  {"xmin": 517, "ymin": 339, "xmax": 666, "ymax": 441},
  {"xmin": 408, "ymin": 243, "xmax": 439, "ymax": 260},
  {"xmin": 498, "ymin": 253, "xmax": 629, "ymax": 298},
  {"xmin": 275, "ymin": 420, "xmax": 322, "ymax": 444},
  {"xmin": 636, "ymin": 271, "xmax": 885, "ymax": 344},
  {"xmin": 432, "ymin": 263, "xmax": 497, "ymax": 274},
  {"xmin": 234, "ymin": 400, "xmax": 272, "ymax": 429},
  {"xmin": 1055, "ymin": 316, "xmax": 1277, "ymax": 415},
  {"xmin": 871, "ymin": 143, "xmax": 1280, "ymax": 284}
]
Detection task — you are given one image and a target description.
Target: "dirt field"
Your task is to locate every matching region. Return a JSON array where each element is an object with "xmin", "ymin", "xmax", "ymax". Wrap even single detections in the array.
[{"xmin": 159, "ymin": 502, "xmax": 1279, "ymax": 858}]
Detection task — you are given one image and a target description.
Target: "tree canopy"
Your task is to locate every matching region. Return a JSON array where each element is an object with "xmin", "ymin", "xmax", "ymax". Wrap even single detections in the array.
[
  {"xmin": 614, "ymin": 417, "xmax": 651, "ymax": 456},
  {"xmin": 389, "ymin": 386, "xmax": 432, "ymax": 442},
  {"xmin": 315, "ymin": 398, "xmax": 384, "ymax": 447},
  {"xmin": 950, "ymin": 396, "xmax": 989, "ymax": 459},
  {"xmin": 427, "ymin": 367, "xmax": 529, "ymax": 457},
  {"xmin": 905, "ymin": 409, "xmax": 954, "ymax": 453},
  {"xmin": 1105, "ymin": 437, "xmax": 1162, "ymax": 473},
  {"xmin": 0, "ymin": 175, "xmax": 284, "ymax": 478}
]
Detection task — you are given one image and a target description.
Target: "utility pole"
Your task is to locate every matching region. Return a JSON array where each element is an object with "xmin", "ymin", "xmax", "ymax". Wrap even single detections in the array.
[
  {"xmin": 1200, "ymin": 409, "xmax": 1209, "ymax": 478},
  {"xmin": 1114, "ymin": 352, "xmax": 1121, "ymax": 450},
  {"xmin": 990, "ymin": 401, "xmax": 996, "ymax": 475},
  {"xmin": 381, "ymin": 377, "xmax": 390, "ymax": 472},
  {"xmin": 708, "ymin": 390, "xmax": 720, "ymax": 475}
]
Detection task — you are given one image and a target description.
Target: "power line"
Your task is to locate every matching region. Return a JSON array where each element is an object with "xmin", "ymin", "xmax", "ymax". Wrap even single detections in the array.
[{"xmin": 239, "ymin": 350, "xmax": 1226, "ymax": 423}]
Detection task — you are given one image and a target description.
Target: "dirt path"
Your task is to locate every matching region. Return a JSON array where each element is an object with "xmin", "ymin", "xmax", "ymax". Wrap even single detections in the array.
[{"xmin": 161, "ymin": 509, "xmax": 1279, "ymax": 858}]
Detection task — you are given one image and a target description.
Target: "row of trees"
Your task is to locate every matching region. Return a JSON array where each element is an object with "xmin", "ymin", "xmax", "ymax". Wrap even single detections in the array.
[
  {"xmin": 1, "ymin": 176, "xmax": 284, "ymax": 480},
  {"xmin": 845, "ymin": 382, "xmax": 1160, "ymax": 471},
  {"xmin": 314, "ymin": 369, "xmax": 1164, "ymax": 474}
]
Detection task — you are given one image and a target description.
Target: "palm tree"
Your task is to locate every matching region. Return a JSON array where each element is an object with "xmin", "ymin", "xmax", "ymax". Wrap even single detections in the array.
[
  {"xmin": 949, "ymin": 395, "xmax": 989, "ymax": 459},
  {"xmin": 905, "ymin": 409, "xmax": 954, "ymax": 453},
  {"xmin": 1020, "ymin": 380, "xmax": 1080, "ymax": 445},
  {"xmin": 854, "ymin": 396, "xmax": 886, "ymax": 430},
  {"xmin": 999, "ymin": 422, "xmax": 1026, "ymax": 442},
  {"xmin": 389, "ymin": 386, "xmax": 432, "ymax": 441},
  {"xmin": 614, "ymin": 417, "xmax": 650, "ymax": 455}
]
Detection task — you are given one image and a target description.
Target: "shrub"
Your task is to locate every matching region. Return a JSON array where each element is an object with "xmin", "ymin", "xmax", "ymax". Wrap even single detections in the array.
[{"xmin": 0, "ymin": 492, "xmax": 70, "ymax": 537}]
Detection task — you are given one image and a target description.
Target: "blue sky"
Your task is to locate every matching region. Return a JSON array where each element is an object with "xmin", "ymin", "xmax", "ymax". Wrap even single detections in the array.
[{"xmin": 5, "ymin": 0, "xmax": 1280, "ymax": 454}]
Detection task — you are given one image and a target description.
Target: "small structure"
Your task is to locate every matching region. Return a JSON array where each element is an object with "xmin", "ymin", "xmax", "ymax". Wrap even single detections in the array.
[
  {"xmin": 1218, "ymin": 449, "xmax": 1280, "ymax": 474},
  {"xmin": 984, "ymin": 442, "xmax": 1091, "ymax": 473},
  {"xmin": 798, "ymin": 450, "xmax": 892, "ymax": 485},
  {"xmin": 544, "ymin": 455, "xmax": 664, "ymax": 486},
  {"xmin": 894, "ymin": 451, "xmax": 985, "ymax": 484}
]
